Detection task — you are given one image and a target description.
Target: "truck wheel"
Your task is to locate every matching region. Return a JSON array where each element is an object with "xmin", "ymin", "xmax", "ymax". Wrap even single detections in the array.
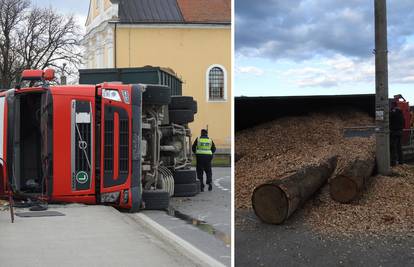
[
  {"xmin": 142, "ymin": 190, "xmax": 170, "ymax": 210},
  {"xmin": 170, "ymin": 96, "xmax": 194, "ymax": 110},
  {"xmin": 173, "ymin": 183, "xmax": 198, "ymax": 197},
  {"xmin": 169, "ymin": 109, "xmax": 194, "ymax": 124},
  {"xmin": 143, "ymin": 85, "xmax": 171, "ymax": 105},
  {"xmin": 195, "ymin": 180, "xmax": 201, "ymax": 194},
  {"xmin": 192, "ymin": 100, "xmax": 198, "ymax": 114},
  {"xmin": 174, "ymin": 169, "xmax": 197, "ymax": 184}
]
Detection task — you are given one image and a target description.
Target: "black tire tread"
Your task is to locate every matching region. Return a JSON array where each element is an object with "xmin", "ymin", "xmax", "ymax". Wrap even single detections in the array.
[
  {"xmin": 192, "ymin": 100, "xmax": 198, "ymax": 114},
  {"xmin": 169, "ymin": 109, "xmax": 194, "ymax": 124},
  {"xmin": 174, "ymin": 183, "xmax": 198, "ymax": 197},
  {"xmin": 143, "ymin": 85, "xmax": 171, "ymax": 105},
  {"xmin": 170, "ymin": 96, "xmax": 194, "ymax": 110},
  {"xmin": 195, "ymin": 180, "xmax": 201, "ymax": 194},
  {"xmin": 174, "ymin": 169, "xmax": 197, "ymax": 184},
  {"xmin": 142, "ymin": 189, "xmax": 170, "ymax": 210}
]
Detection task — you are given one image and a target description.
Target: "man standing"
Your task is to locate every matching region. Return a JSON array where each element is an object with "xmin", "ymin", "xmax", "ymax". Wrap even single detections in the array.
[
  {"xmin": 192, "ymin": 129, "xmax": 216, "ymax": 191},
  {"xmin": 389, "ymin": 105, "xmax": 405, "ymax": 166}
]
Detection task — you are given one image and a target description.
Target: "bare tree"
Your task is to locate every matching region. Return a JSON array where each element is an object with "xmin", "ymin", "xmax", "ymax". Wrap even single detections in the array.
[{"xmin": 0, "ymin": 0, "xmax": 82, "ymax": 88}]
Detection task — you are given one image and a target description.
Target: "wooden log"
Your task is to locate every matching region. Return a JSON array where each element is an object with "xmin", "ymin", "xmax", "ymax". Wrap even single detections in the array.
[
  {"xmin": 329, "ymin": 155, "xmax": 375, "ymax": 203},
  {"xmin": 252, "ymin": 156, "xmax": 337, "ymax": 224}
]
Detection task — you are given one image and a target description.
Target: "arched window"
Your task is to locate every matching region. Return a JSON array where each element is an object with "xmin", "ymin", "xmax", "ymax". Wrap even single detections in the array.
[{"xmin": 206, "ymin": 65, "xmax": 227, "ymax": 101}]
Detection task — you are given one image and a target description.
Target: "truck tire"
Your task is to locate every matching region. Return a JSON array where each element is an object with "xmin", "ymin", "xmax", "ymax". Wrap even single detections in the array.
[
  {"xmin": 195, "ymin": 180, "xmax": 201, "ymax": 194},
  {"xmin": 142, "ymin": 189, "xmax": 170, "ymax": 210},
  {"xmin": 192, "ymin": 100, "xmax": 198, "ymax": 114},
  {"xmin": 169, "ymin": 96, "xmax": 197, "ymax": 114},
  {"xmin": 143, "ymin": 85, "xmax": 171, "ymax": 105},
  {"xmin": 170, "ymin": 96, "xmax": 194, "ymax": 110},
  {"xmin": 173, "ymin": 183, "xmax": 198, "ymax": 197},
  {"xmin": 174, "ymin": 169, "xmax": 197, "ymax": 184},
  {"xmin": 169, "ymin": 109, "xmax": 194, "ymax": 124}
]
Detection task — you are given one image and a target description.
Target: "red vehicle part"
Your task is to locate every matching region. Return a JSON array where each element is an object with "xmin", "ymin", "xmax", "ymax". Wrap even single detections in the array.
[
  {"xmin": 0, "ymin": 79, "xmax": 143, "ymax": 212},
  {"xmin": 21, "ymin": 69, "xmax": 55, "ymax": 81},
  {"xmin": 393, "ymin": 94, "xmax": 411, "ymax": 130},
  {"xmin": 49, "ymin": 85, "xmax": 97, "ymax": 204}
]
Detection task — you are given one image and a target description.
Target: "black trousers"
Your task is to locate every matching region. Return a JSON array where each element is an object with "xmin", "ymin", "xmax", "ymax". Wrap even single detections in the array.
[
  {"xmin": 196, "ymin": 155, "xmax": 213, "ymax": 188},
  {"xmin": 390, "ymin": 131, "xmax": 403, "ymax": 165}
]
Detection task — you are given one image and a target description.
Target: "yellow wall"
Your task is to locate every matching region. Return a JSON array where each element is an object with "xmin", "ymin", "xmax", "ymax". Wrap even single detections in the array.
[
  {"xmin": 86, "ymin": 0, "xmax": 110, "ymax": 26},
  {"xmin": 92, "ymin": 0, "xmax": 99, "ymax": 20},
  {"xmin": 116, "ymin": 27, "xmax": 231, "ymax": 149}
]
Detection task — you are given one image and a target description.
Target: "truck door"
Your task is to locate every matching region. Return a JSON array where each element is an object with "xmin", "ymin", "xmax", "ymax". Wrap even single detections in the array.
[{"xmin": 99, "ymin": 85, "xmax": 140, "ymax": 211}]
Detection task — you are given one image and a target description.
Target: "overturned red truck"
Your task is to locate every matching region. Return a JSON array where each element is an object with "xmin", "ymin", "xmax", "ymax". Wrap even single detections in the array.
[{"xmin": 0, "ymin": 69, "xmax": 199, "ymax": 212}]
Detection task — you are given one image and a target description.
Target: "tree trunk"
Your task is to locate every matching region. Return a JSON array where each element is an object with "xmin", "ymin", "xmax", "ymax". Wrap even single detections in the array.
[
  {"xmin": 329, "ymin": 154, "xmax": 375, "ymax": 203},
  {"xmin": 252, "ymin": 156, "xmax": 337, "ymax": 224}
]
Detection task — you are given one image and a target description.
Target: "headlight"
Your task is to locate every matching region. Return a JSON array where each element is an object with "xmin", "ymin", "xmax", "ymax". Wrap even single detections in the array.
[
  {"xmin": 123, "ymin": 190, "xmax": 129, "ymax": 203},
  {"xmin": 122, "ymin": 90, "xmax": 130, "ymax": 104},
  {"xmin": 101, "ymin": 191, "xmax": 120, "ymax": 203},
  {"xmin": 102, "ymin": 89, "xmax": 122, "ymax": 102}
]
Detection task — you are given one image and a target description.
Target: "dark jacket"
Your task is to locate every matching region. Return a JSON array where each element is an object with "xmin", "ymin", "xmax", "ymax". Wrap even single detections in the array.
[
  {"xmin": 390, "ymin": 109, "xmax": 405, "ymax": 132},
  {"xmin": 192, "ymin": 135, "xmax": 216, "ymax": 154}
]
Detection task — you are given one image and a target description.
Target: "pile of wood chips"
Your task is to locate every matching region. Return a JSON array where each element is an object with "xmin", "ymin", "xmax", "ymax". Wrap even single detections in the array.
[
  {"xmin": 236, "ymin": 110, "xmax": 413, "ymax": 237},
  {"xmin": 303, "ymin": 164, "xmax": 414, "ymax": 237},
  {"xmin": 236, "ymin": 110, "xmax": 374, "ymax": 209}
]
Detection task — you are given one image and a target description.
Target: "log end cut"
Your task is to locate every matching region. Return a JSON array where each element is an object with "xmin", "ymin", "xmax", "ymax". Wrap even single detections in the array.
[
  {"xmin": 252, "ymin": 184, "xmax": 288, "ymax": 224},
  {"xmin": 329, "ymin": 175, "xmax": 359, "ymax": 203}
]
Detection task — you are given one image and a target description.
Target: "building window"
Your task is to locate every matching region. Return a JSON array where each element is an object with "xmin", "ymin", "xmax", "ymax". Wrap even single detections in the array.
[{"xmin": 206, "ymin": 65, "xmax": 227, "ymax": 101}]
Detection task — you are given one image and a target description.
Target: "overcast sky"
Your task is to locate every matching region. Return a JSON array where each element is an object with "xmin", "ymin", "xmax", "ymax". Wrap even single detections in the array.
[
  {"xmin": 31, "ymin": 0, "xmax": 89, "ymax": 31},
  {"xmin": 235, "ymin": 0, "xmax": 414, "ymax": 103}
]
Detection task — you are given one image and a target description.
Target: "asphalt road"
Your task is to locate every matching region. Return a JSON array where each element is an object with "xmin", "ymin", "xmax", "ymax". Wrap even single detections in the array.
[
  {"xmin": 143, "ymin": 167, "xmax": 231, "ymax": 266},
  {"xmin": 236, "ymin": 209, "xmax": 414, "ymax": 267},
  {"xmin": 171, "ymin": 167, "xmax": 231, "ymax": 235}
]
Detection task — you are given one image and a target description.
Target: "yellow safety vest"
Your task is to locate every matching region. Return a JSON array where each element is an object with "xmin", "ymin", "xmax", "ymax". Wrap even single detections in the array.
[{"xmin": 196, "ymin": 137, "xmax": 213, "ymax": 155}]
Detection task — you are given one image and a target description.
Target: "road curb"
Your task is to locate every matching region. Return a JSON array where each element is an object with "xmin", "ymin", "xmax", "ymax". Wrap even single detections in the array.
[{"xmin": 135, "ymin": 213, "xmax": 227, "ymax": 267}]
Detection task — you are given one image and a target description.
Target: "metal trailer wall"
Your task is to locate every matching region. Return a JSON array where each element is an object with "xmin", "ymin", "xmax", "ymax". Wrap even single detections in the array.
[
  {"xmin": 79, "ymin": 67, "xmax": 183, "ymax": 96},
  {"xmin": 235, "ymin": 94, "xmax": 376, "ymax": 131}
]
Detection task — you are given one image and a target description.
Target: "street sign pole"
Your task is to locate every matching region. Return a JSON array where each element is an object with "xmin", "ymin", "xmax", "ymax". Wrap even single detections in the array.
[{"xmin": 374, "ymin": 0, "xmax": 390, "ymax": 175}]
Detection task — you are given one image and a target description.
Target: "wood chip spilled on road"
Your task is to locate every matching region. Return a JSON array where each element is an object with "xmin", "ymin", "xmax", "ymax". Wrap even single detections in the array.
[{"xmin": 236, "ymin": 110, "xmax": 414, "ymax": 237}]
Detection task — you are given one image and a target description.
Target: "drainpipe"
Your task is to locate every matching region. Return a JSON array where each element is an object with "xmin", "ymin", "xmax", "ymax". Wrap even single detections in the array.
[{"xmin": 114, "ymin": 22, "xmax": 117, "ymax": 68}]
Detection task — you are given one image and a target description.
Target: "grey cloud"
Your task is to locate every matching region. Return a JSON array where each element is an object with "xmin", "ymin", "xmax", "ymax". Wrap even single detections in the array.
[{"xmin": 236, "ymin": 0, "xmax": 414, "ymax": 61}]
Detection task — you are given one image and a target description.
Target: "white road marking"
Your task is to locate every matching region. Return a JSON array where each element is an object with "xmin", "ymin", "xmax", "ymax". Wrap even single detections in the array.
[{"xmin": 213, "ymin": 176, "xmax": 230, "ymax": 192}]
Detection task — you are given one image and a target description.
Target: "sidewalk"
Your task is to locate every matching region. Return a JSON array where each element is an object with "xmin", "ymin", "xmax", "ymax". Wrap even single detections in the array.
[{"xmin": 0, "ymin": 204, "xmax": 198, "ymax": 267}]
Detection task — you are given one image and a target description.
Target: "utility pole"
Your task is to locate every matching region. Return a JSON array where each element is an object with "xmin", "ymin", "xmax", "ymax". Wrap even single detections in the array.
[{"xmin": 374, "ymin": 0, "xmax": 390, "ymax": 175}]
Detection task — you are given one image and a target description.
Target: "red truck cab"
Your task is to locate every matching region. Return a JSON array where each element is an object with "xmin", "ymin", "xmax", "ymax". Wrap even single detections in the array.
[{"xmin": 0, "ymin": 70, "xmax": 144, "ymax": 211}]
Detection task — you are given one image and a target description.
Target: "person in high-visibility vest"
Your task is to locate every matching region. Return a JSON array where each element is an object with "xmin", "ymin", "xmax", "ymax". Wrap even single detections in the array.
[{"xmin": 192, "ymin": 129, "xmax": 216, "ymax": 191}]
